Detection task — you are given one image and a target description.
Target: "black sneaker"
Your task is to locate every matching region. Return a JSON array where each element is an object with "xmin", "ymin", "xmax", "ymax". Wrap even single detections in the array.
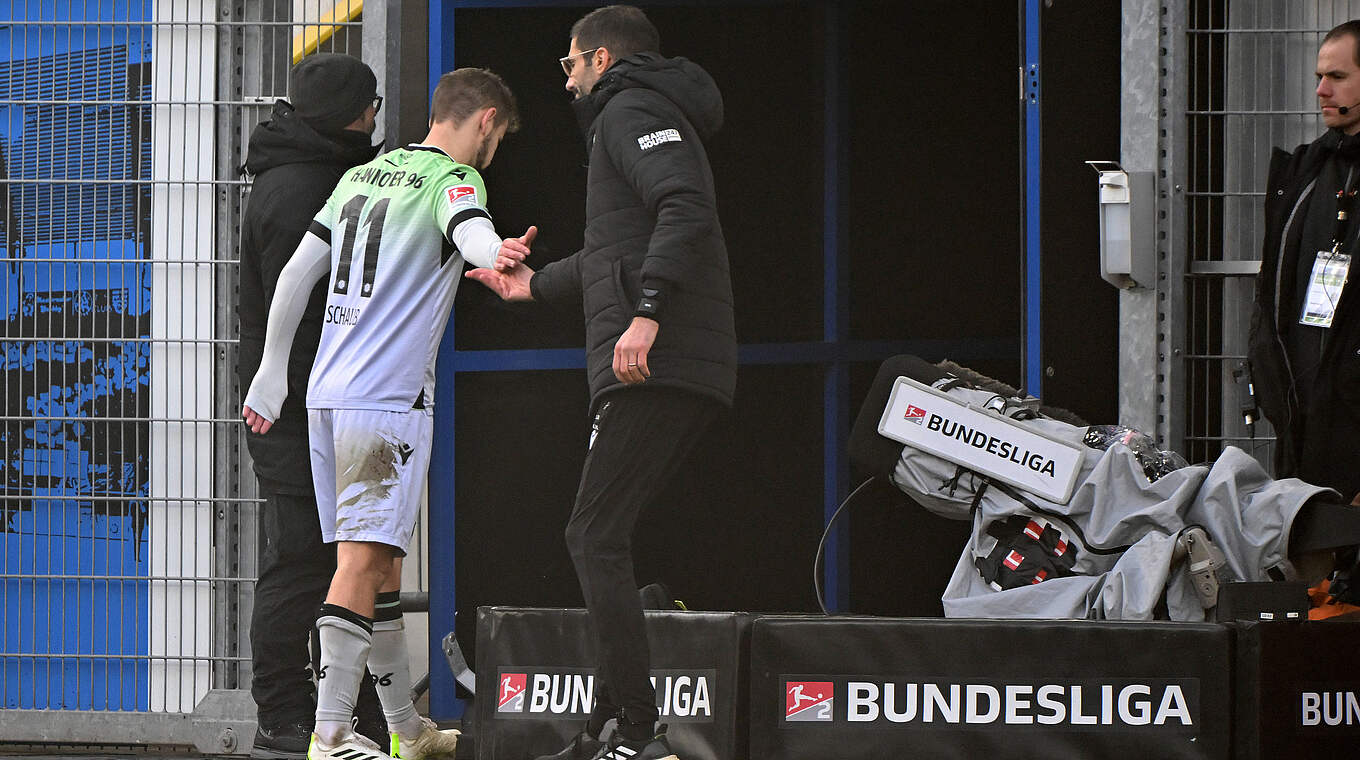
[
  {"xmin": 590, "ymin": 724, "xmax": 677, "ymax": 760},
  {"xmin": 252, "ymin": 721, "xmax": 312, "ymax": 759},
  {"xmin": 533, "ymin": 728, "xmax": 605, "ymax": 760}
]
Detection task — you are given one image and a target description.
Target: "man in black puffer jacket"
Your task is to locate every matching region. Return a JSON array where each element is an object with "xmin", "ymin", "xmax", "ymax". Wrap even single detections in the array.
[
  {"xmin": 236, "ymin": 53, "xmax": 386, "ymax": 759},
  {"xmin": 467, "ymin": 6, "xmax": 735, "ymax": 759}
]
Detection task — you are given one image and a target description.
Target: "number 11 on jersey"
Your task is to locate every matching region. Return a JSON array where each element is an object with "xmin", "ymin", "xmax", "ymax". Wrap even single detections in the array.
[{"xmin": 333, "ymin": 194, "xmax": 389, "ymax": 297}]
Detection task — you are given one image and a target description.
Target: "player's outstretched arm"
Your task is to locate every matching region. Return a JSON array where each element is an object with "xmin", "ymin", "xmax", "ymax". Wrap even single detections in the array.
[
  {"xmin": 465, "ymin": 261, "xmax": 535, "ymax": 302},
  {"xmin": 242, "ymin": 231, "xmax": 331, "ymax": 433}
]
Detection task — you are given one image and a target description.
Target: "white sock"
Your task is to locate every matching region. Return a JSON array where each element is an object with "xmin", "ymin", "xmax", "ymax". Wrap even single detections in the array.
[
  {"xmin": 368, "ymin": 612, "xmax": 421, "ymax": 740},
  {"xmin": 314, "ymin": 606, "xmax": 372, "ymax": 745}
]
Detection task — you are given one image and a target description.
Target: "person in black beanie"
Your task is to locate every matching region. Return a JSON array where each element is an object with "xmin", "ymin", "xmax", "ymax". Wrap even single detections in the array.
[
  {"xmin": 289, "ymin": 52, "xmax": 381, "ymax": 137},
  {"xmin": 236, "ymin": 52, "xmax": 386, "ymax": 759}
]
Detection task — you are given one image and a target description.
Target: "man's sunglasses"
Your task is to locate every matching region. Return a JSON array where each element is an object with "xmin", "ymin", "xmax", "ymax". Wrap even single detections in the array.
[{"xmin": 559, "ymin": 48, "xmax": 601, "ymax": 76}]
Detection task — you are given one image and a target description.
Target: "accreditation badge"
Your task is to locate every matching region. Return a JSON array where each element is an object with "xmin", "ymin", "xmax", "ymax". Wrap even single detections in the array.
[{"xmin": 1299, "ymin": 249, "xmax": 1352, "ymax": 328}]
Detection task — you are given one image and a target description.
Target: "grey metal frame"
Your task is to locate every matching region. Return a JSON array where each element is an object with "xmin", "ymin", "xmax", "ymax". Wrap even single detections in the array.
[
  {"xmin": 1163, "ymin": 0, "xmax": 1192, "ymax": 458},
  {"xmin": 1120, "ymin": 0, "xmax": 1190, "ymax": 454},
  {"xmin": 216, "ymin": 0, "xmax": 252, "ymax": 700},
  {"xmin": 1121, "ymin": 0, "xmax": 1173, "ymax": 445}
]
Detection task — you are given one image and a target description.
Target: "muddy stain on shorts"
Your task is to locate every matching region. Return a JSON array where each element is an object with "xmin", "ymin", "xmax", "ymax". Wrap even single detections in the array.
[{"xmin": 334, "ymin": 433, "xmax": 406, "ymax": 533}]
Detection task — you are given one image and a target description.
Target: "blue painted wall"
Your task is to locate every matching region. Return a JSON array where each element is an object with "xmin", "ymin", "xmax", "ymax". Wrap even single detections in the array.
[{"xmin": 0, "ymin": 1, "xmax": 152, "ymax": 710}]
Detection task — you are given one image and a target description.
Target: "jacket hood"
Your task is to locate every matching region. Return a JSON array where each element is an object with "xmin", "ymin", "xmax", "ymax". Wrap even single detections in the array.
[
  {"xmin": 573, "ymin": 53, "xmax": 724, "ymax": 140},
  {"xmin": 242, "ymin": 99, "xmax": 379, "ymax": 176}
]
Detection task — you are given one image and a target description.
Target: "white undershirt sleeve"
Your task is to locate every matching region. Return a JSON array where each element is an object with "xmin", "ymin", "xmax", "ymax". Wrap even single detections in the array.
[
  {"xmin": 449, "ymin": 213, "xmax": 501, "ymax": 270},
  {"xmin": 242, "ymin": 231, "xmax": 332, "ymax": 422}
]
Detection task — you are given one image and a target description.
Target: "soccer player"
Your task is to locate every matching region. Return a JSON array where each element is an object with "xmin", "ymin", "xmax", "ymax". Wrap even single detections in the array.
[{"xmin": 243, "ymin": 68, "xmax": 534, "ymax": 760}]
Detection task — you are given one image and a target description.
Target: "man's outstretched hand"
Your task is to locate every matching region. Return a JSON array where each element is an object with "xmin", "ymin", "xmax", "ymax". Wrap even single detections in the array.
[{"xmin": 466, "ymin": 260, "xmax": 535, "ymax": 301}]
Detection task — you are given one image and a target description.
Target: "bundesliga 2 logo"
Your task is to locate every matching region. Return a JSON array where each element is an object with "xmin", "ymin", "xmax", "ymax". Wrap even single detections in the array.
[
  {"xmin": 498, "ymin": 673, "xmax": 527, "ymax": 713},
  {"xmin": 786, "ymin": 681, "xmax": 834, "ymax": 722},
  {"xmin": 445, "ymin": 185, "xmax": 477, "ymax": 206}
]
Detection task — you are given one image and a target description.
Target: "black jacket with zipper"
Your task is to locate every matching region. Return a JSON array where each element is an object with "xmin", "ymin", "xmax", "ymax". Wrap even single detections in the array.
[
  {"xmin": 236, "ymin": 100, "xmax": 378, "ymax": 492},
  {"xmin": 1247, "ymin": 129, "xmax": 1360, "ymax": 500},
  {"xmin": 530, "ymin": 53, "xmax": 737, "ymax": 410}
]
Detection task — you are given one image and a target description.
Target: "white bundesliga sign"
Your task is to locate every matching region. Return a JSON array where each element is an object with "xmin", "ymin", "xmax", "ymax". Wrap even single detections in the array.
[{"xmin": 877, "ymin": 377, "xmax": 1084, "ymax": 503}]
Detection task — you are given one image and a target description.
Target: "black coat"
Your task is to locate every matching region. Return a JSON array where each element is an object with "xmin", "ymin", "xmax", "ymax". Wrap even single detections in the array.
[
  {"xmin": 236, "ymin": 101, "xmax": 378, "ymax": 491},
  {"xmin": 1247, "ymin": 129, "xmax": 1360, "ymax": 500},
  {"xmin": 530, "ymin": 54, "xmax": 737, "ymax": 410}
]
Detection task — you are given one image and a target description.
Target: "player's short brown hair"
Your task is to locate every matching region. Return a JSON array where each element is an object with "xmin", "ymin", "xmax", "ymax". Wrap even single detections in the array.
[{"xmin": 430, "ymin": 68, "xmax": 520, "ymax": 132}]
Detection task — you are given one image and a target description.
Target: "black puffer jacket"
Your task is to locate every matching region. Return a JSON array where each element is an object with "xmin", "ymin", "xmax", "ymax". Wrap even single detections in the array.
[
  {"xmin": 1247, "ymin": 129, "xmax": 1360, "ymax": 501},
  {"xmin": 236, "ymin": 101, "xmax": 378, "ymax": 491},
  {"xmin": 530, "ymin": 54, "xmax": 737, "ymax": 410}
]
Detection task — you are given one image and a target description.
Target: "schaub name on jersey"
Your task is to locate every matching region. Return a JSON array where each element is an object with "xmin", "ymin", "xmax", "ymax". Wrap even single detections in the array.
[{"xmin": 306, "ymin": 145, "xmax": 494, "ymax": 412}]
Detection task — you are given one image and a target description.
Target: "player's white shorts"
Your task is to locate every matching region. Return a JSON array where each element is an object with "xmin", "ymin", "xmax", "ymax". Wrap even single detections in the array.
[{"xmin": 308, "ymin": 407, "xmax": 432, "ymax": 555}]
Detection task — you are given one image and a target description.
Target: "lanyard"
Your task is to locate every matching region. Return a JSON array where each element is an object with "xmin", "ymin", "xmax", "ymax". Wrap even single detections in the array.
[{"xmin": 1333, "ymin": 167, "xmax": 1358, "ymax": 254}]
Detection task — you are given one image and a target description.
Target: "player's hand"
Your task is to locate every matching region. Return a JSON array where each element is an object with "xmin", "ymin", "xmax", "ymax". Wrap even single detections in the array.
[
  {"xmin": 241, "ymin": 372, "xmax": 286, "ymax": 434},
  {"xmin": 466, "ymin": 262, "xmax": 535, "ymax": 301},
  {"xmin": 613, "ymin": 316, "xmax": 658, "ymax": 384},
  {"xmin": 242, "ymin": 404, "xmax": 274, "ymax": 435},
  {"xmin": 494, "ymin": 225, "xmax": 537, "ymax": 272}
]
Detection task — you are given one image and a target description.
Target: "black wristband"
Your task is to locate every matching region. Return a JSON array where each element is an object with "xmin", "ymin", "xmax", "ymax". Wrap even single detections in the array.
[{"xmin": 634, "ymin": 287, "xmax": 662, "ymax": 320}]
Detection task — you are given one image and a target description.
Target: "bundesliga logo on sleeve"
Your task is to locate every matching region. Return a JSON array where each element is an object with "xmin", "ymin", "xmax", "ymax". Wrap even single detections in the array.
[
  {"xmin": 444, "ymin": 185, "xmax": 477, "ymax": 207},
  {"xmin": 903, "ymin": 404, "xmax": 927, "ymax": 425}
]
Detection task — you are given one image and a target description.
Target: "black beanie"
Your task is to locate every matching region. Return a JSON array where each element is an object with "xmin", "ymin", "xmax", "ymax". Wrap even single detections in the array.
[{"xmin": 290, "ymin": 53, "xmax": 377, "ymax": 135}]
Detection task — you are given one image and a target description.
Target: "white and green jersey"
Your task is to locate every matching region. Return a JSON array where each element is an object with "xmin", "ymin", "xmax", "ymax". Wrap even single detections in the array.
[{"xmin": 304, "ymin": 144, "xmax": 497, "ymax": 411}]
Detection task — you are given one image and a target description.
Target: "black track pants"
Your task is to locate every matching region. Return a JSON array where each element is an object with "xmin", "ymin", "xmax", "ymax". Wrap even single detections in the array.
[{"xmin": 565, "ymin": 386, "xmax": 719, "ymax": 728}]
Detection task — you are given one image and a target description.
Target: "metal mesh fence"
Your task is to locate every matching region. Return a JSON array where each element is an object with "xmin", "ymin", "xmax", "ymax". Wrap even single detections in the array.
[
  {"xmin": 1180, "ymin": 0, "xmax": 1360, "ymax": 467},
  {"xmin": 1, "ymin": 0, "xmax": 361, "ymax": 744}
]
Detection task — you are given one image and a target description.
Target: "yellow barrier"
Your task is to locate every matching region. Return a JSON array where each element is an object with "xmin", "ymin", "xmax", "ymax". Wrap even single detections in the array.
[{"xmin": 291, "ymin": 0, "xmax": 364, "ymax": 64}]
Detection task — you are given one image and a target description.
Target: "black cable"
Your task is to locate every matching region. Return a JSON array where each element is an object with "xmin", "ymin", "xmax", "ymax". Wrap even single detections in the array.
[{"xmin": 813, "ymin": 477, "xmax": 878, "ymax": 615}]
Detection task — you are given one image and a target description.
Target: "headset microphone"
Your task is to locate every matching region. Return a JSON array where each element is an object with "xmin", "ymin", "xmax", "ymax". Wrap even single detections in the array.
[{"xmin": 1339, "ymin": 103, "xmax": 1360, "ymax": 115}]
